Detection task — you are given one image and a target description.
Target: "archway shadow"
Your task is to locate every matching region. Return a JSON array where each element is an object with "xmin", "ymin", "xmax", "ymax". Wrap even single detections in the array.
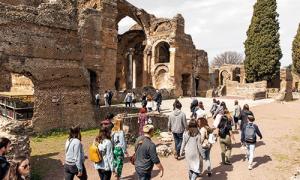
[{"xmin": 31, "ymin": 152, "xmax": 64, "ymax": 180}]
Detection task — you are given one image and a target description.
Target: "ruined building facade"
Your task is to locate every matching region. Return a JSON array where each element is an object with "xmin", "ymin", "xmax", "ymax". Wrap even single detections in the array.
[{"xmin": 0, "ymin": 0, "xmax": 209, "ymax": 132}]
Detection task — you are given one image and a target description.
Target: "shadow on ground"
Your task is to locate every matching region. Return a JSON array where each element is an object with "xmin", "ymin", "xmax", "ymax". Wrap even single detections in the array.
[{"xmin": 31, "ymin": 152, "xmax": 64, "ymax": 180}]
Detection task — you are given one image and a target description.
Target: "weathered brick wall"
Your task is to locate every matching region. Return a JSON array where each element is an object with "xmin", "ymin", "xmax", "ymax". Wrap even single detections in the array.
[{"xmin": 226, "ymin": 80, "xmax": 267, "ymax": 100}]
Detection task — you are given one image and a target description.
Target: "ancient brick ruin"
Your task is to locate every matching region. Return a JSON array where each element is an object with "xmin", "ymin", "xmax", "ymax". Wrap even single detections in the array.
[{"xmin": 0, "ymin": 0, "xmax": 209, "ymax": 132}]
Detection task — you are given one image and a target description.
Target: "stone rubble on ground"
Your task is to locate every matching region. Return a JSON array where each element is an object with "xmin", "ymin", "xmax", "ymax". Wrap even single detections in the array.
[
  {"xmin": 159, "ymin": 132, "xmax": 173, "ymax": 142},
  {"xmin": 156, "ymin": 144, "xmax": 173, "ymax": 157},
  {"xmin": 291, "ymin": 168, "xmax": 300, "ymax": 180}
]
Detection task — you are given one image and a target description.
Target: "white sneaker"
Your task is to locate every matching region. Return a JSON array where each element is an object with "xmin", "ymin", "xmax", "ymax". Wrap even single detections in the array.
[{"xmin": 248, "ymin": 164, "xmax": 253, "ymax": 170}]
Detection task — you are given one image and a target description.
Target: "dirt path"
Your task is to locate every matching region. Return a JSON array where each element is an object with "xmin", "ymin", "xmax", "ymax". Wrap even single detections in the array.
[{"xmin": 31, "ymin": 99, "xmax": 300, "ymax": 180}]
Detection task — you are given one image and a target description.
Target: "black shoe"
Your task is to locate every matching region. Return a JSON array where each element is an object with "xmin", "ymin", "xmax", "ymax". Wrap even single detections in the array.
[
  {"xmin": 224, "ymin": 161, "xmax": 232, "ymax": 165},
  {"xmin": 207, "ymin": 172, "xmax": 212, "ymax": 177}
]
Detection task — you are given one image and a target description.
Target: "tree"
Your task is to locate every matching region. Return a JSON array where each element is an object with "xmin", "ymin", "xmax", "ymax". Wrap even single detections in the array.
[
  {"xmin": 211, "ymin": 51, "xmax": 244, "ymax": 68},
  {"xmin": 244, "ymin": 0, "xmax": 282, "ymax": 83},
  {"xmin": 292, "ymin": 23, "xmax": 300, "ymax": 74}
]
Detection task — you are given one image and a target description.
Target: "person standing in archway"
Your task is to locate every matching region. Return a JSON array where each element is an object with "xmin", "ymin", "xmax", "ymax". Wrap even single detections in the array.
[{"xmin": 95, "ymin": 93, "xmax": 100, "ymax": 107}]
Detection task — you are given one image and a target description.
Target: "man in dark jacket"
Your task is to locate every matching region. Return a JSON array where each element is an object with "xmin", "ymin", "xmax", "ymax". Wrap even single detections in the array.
[
  {"xmin": 0, "ymin": 137, "xmax": 11, "ymax": 179},
  {"xmin": 154, "ymin": 90, "xmax": 162, "ymax": 113}
]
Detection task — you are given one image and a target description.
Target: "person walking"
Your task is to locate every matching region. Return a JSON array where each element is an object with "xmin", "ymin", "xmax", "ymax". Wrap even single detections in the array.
[
  {"xmin": 64, "ymin": 126, "xmax": 87, "ymax": 180},
  {"xmin": 134, "ymin": 124, "xmax": 164, "ymax": 180},
  {"xmin": 108, "ymin": 90, "xmax": 113, "ymax": 106},
  {"xmin": 198, "ymin": 118, "xmax": 213, "ymax": 177},
  {"xmin": 154, "ymin": 89, "xmax": 162, "ymax": 113},
  {"xmin": 233, "ymin": 100, "xmax": 242, "ymax": 130},
  {"xmin": 240, "ymin": 104, "xmax": 254, "ymax": 145},
  {"xmin": 138, "ymin": 108, "xmax": 148, "ymax": 136},
  {"xmin": 94, "ymin": 127, "xmax": 114, "ymax": 180},
  {"xmin": 146, "ymin": 95, "xmax": 155, "ymax": 112},
  {"xmin": 241, "ymin": 115, "xmax": 262, "ymax": 170},
  {"xmin": 180, "ymin": 120, "xmax": 204, "ymax": 180},
  {"xmin": 168, "ymin": 101, "xmax": 187, "ymax": 160},
  {"xmin": 0, "ymin": 137, "xmax": 11, "ymax": 180},
  {"xmin": 213, "ymin": 101, "xmax": 227, "ymax": 128},
  {"xmin": 195, "ymin": 101, "xmax": 207, "ymax": 119},
  {"xmin": 104, "ymin": 91, "xmax": 109, "ymax": 107},
  {"xmin": 124, "ymin": 92, "xmax": 132, "ymax": 107},
  {"xmin": 190, "ymin": 98, "xmax": 198, "ymax": 119},
  {"xmin": 111, "ymin": 119, "xmax": 128, "ymax": 180},
  {"xmin": 210, "ymin": 98, "xmax": 218, "ymax": 116},
  {"xmin": 217, "ymin": 116, "xmax": 236, "ymax": 165},
  {"xmin": 132, "ymin": 92, "xmax": 136, "ymax": 107},
  {"xmin": 141, "ymin": 93, "xmax": 147, "ymax": 108},
  {"xmin": 95, "ymin": 93, "xmax": 100, "ymax": 107}
]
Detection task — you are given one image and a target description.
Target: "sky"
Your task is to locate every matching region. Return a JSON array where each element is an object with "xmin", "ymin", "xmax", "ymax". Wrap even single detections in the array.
[{"xmin": 118, "ymin": 0, "xmax": 300, "ymax": 67}]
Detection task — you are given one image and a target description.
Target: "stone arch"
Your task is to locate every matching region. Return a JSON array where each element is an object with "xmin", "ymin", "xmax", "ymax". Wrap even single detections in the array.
[
  {"xmin": 153, "ymin": 65, "xmax": 171, "ymax": 89},
  {"xmin": 154, "ymin": 41, "xmax": 170, "ymax": 64},
  {"xmin": 220, "ymin": 70, "xmax": 231, "ymax": 86}
]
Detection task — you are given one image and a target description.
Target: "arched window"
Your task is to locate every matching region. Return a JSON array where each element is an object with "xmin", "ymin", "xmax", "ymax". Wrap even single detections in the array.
[{"xmin": 155, "ymin": 41, "xmax": 170, "ymax": 63}]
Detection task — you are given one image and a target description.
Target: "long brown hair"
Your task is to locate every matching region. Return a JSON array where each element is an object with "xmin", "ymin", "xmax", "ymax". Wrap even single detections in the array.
[
  {"xmin": 198, "ymin": 117, "xmax": 209, "ymax": 129},
  {"xmin": 188, "ymin": 119, "xmax": 199, "ymax": 137},
  {"xmin": 98, "ymin": 127, "xmax": 111, "ymax": 143},
  {"xmin": 69, "ymin": 126, "xmax": 81, "ymax": 141}
]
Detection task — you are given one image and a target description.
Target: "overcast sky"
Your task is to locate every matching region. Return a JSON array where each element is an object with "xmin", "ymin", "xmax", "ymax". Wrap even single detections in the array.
[{"xmin": 118, "ymin": 0, "xmax": 300, "ymax": 66}]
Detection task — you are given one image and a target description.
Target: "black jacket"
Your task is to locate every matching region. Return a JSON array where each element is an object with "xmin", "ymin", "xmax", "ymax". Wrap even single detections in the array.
[{"xmin": 0, "ymin": 156, "xmax": 10, "ymax": 179}]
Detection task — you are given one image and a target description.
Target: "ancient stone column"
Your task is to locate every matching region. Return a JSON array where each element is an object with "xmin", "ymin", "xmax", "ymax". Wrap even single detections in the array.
[
  {"xmin": 128, "ymin": 48, "xmax": 135, "ymax": 89},
  {"xmin": 133, "ymin": 57, "xmax": 136, "ymax": 89}
]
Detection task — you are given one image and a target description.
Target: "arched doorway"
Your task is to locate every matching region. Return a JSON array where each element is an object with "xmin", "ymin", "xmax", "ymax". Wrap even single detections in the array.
[
  {"xmin": 220, "ymin": 70, "xmax": 230, "ymax": 86},
  {"xmin": 116, "ymin": 16, "xmax": 146, "ymax": 90}
]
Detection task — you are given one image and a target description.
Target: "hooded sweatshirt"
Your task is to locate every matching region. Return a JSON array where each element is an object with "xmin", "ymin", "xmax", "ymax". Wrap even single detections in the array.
[{"xmin": 168, "ymin": 109, "xmax": 187, "ymax": 133}]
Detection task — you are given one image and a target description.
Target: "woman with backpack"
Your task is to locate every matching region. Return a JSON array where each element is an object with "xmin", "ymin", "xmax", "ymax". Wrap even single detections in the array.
[
  {"xmin": 64, "ymin": 126, "xmax": 87, "ymax": 180},
  {"xmin": 198, "ymin": 117, "xmax": 213, "ymax": 177},
  {"xmin": 111, "ymin": 118, "xmax": 128, "ymax": 180},
  {"xmin": 241, "ymin": 115, "xmax": 262, "ymax": 170},
  {"xmin": 180, "ymin": 120, "xmax": 204, "ymax": 180},
  {"xmin": 213, "ymin": 101, "xmax": 227, "ymax": 128},
  {"xmin": 94, "ymin": 127, "xmax": 113, "ymax": 180},
  {"xmin": 217, "ymin": 116, "xmax": 236, "ymax": 165}
]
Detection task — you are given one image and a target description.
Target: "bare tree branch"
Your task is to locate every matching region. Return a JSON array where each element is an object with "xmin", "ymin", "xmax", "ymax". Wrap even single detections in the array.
[{"xmin": 211, "ymin": 51, "xmax": 244, "ymax": 68}]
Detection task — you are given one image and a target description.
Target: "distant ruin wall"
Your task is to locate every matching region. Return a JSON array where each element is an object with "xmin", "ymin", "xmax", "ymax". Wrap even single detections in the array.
[{"xmin": 226, "ymin": 80, "xmax": 267, "ymax": 100}]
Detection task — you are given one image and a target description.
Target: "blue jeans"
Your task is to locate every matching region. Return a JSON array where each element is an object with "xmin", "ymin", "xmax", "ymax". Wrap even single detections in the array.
[
  {"xmin": 173, "ymin": 133, "xmax": 183, "ymax": 156},
  {"xmin": 246, "ymin": 143, "xmax": 255, "ymax": 165},
  {"xmin": 136, "ymin": 170, "xmax": 151, "ymax": 180},
  {"xmin": 189, "ymin": 170, "xmax": 199, "ymax": 180},
  {"xmin": 204, "ymin": 148, "xmax": 211, "ymax": 172}
]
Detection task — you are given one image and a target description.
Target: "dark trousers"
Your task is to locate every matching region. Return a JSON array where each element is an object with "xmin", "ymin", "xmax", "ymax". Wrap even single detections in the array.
[
  {"xmin": 136, "ymin": 170, "xmax": 151, "ymax": 180},
  {"xmin": 173, "ymin": 133, "xmax": 183, "ymax": 156},
  {"xmin": 156, "ymin": 102, "xmax": 161, "ymax": 113},
  {"xmin": 64, "ymin": 164, "xmax": 87, "ymax": 180},
  {"xmin": 125, "ymin": 102, "xmax": 131, "ymax": 107},
  {"xmin": 96, "ymin": 99, "xmax": 100, "ymax": 106},
  {"xmin": 97, "ymin": 169, "xmax": 112, "ymax": 180}
]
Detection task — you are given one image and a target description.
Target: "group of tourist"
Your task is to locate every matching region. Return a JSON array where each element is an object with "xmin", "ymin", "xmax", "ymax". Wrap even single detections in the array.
[
  {"xmin": 0, "ymin": 137, "xmax": 30, "ymax": 180},
  {"xmin": 95, "ymin": 90, "xmax": 114, "ymax": 107},
  {"xmin": 95, "ymin": 90, "xmax": 163, "ymax": 113},
  {"xmin": 0, "ymin": 96, "xmax": 263, "ymax": 180},
  {"xmin": 63, "ymin": 110, "xmax": 164, "ymax": 180}
]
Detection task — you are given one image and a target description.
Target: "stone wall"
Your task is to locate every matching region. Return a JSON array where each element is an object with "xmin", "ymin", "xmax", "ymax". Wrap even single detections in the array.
[
  {"xmin": 226, "ymin": 80, "xmax": 267, "ymax": 100},
  {"xmin": 0, "ymin": 117, "xmax": 31, "ymax": 178},
  {"xmin": 0, "ymin": 0, "xmax": 207, "ymax": 133},
  {"xmin": 122, "ymin": 113, "xmax": 169, "ymax": 137}
]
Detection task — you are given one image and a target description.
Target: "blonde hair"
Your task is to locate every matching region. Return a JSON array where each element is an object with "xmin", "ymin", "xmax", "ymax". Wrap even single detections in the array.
[{"xmin": 112, "ymin": 118, "xmax": 123, "ymax": 132}]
